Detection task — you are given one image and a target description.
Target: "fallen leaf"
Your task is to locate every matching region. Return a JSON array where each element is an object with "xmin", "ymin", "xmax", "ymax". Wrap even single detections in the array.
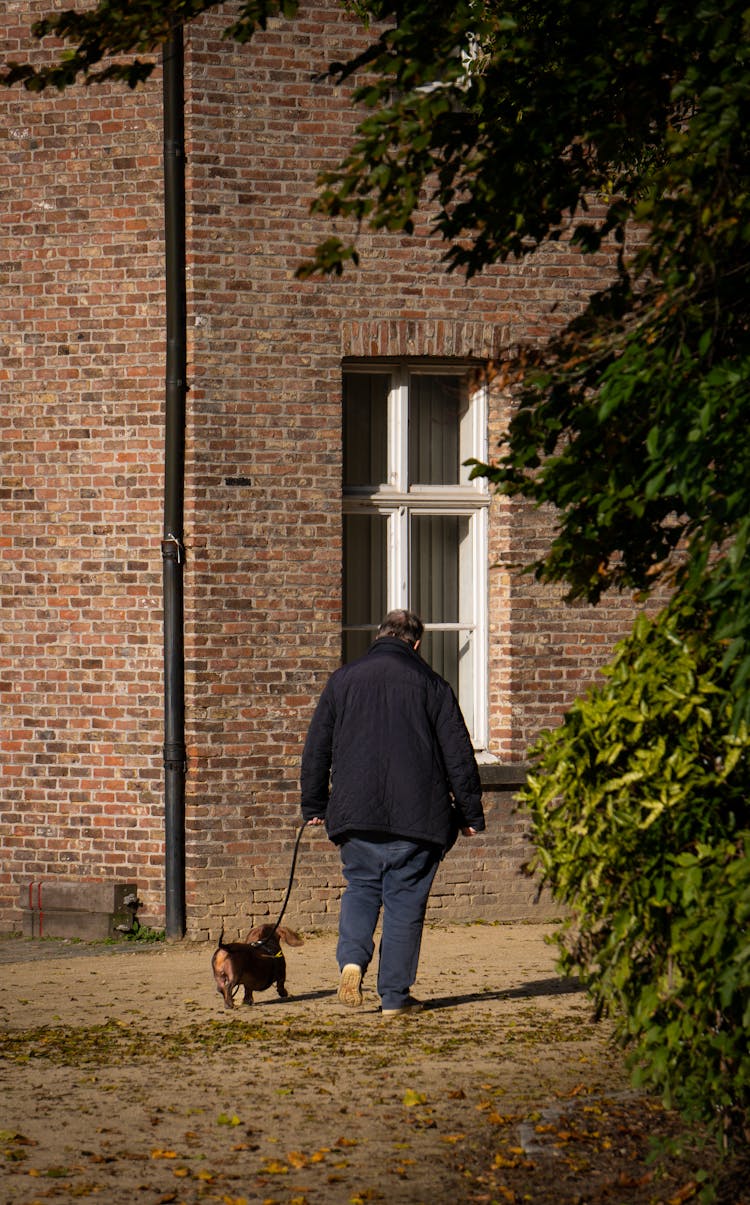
[
  {"xmin": 668, "ymin": 1183, "xmax": 699, "ymax": 1205},
  {"xmin": 403, "ymin": 1089, "xmax": 427, "ymax": 1108},
  {"xmin": 0, "ymin": 1131, "xmax": 37, "ymax": 1146}
]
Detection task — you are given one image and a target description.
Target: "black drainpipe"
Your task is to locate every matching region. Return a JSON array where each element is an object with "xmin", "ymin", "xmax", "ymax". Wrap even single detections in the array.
[{"xmin": 161, "ymin": 27, "xmax": 187, "ymax": 940}]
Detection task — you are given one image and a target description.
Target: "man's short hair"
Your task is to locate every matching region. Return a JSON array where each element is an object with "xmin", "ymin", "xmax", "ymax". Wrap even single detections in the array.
[{"xmin": 376, "ymin": 609, "xmax": 424, "ymax": 646}]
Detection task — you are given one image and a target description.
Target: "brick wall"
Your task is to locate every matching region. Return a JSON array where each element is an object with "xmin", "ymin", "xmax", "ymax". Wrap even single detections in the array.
[
  {"xmin": 1, "ymin": 3, "xmax": 167, "ymax": 929},
  {"xmin": 1, "ymin": 2, "xmax": 640, "ymax": 939}
]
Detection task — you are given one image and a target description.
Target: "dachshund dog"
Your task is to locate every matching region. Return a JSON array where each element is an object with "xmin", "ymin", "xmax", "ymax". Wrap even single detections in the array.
[{"xmin": 211, "ymin": 923, "xmax": 304, "ymax": 1009}]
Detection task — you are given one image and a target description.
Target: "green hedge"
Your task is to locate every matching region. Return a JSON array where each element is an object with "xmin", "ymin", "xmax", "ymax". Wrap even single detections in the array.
[{"xmin": 522, "ymin": 603, "xmax": 750, "ymax": 1150}]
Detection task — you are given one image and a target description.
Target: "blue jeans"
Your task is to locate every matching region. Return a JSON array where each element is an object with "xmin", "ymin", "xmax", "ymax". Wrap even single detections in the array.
[{"xmin": 337, "ymin": 835, "xmax": 440, "ymax": 1010}]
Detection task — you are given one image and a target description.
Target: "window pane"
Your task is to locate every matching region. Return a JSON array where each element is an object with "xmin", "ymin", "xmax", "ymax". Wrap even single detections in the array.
[
  {"xmin": 408, "ymin": 374, "xmax": 467, "ymax": 485},
  {"xmin": 343, "ymin": 513, "xmax": 387, "ymax": 662},
  {"xmin": 411, "ymin": 515, "xmax": 462, "ymax": 624},
  {"xmin": 411, "ymin": 514, "xmax": 474, "ymax": 731},
  {"xmin": 343, "ymin": 373, "xmax": 389, "ymax": 487}
]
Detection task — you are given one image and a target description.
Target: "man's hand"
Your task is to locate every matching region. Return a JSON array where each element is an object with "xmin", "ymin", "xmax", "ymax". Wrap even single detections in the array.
[
  {"xmin": 461, "ymin": 826, "xmax": 478, "ymax": 837},
  {"xmin": 306, "ymin": 816, "xmax": 325, "ymax": 826}
]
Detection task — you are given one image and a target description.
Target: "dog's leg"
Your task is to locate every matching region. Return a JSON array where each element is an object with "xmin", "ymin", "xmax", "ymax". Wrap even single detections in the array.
[
  {"xmin": 241, "ymin": 988, "xmax": 254, "ymax": 1006},
  {"xmin": 275, "ymin": 966, "xmax": 289, "ymax": 999},
  {"xmin": 215, "ymin": 976, "xmax": 235, "ymax": 1010}
]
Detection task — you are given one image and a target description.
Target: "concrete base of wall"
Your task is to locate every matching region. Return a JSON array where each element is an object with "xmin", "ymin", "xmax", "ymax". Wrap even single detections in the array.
[{"xmin": 20, "ymin": 881, "xmax": 138, "ymax": 941}]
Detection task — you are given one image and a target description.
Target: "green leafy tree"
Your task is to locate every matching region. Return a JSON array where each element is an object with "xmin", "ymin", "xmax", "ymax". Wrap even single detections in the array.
[{"xmin": 5, "ymin": 0, "xmax": 750, "ymax": 1147}]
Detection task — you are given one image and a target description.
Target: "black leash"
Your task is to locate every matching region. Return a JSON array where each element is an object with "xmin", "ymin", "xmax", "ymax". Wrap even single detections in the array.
[{"xmin": 267, "ymin": 820, "xmax": 312, "ymax": 937}]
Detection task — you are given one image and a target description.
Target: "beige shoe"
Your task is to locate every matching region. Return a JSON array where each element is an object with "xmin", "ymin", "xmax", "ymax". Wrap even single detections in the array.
[
  {"xmin": 381, "ymin": 996, "xmax": 424, "ymax": 1017},
  {"xmin": 337, "ymin": 963, "xmax": 363, "ymax": 1007}
]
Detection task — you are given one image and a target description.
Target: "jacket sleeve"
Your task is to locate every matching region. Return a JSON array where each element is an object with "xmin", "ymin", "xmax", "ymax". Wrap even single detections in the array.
[
  {"xmin": 434, "ymin": 685, "xmax": 485, "ymax": 832},
  {"xmin": 300, "ymin": 680, "xmax": 336, "ymax": 821}
]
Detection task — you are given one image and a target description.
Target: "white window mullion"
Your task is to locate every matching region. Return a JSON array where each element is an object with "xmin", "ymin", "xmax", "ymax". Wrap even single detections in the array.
[
  {"xmin": 388, "ymin": 506, "xmax": 409, "ymax": 609},
  {"xmin": 472, "ymin": 506, "xmax": 489, "ymax": 749},
  {"xmin": 389, "ymin": 368, "xmax": 409, "ymax": 492}
]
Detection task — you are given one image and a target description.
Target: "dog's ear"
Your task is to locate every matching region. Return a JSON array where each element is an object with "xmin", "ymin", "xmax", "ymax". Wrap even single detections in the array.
[
  {"xmin": 246, "ymin": 923, "xmax": 279, "ymax": 943},
  {"xmin": 277, "ymin": 927, "xmax": 304, "ymax": 948}
]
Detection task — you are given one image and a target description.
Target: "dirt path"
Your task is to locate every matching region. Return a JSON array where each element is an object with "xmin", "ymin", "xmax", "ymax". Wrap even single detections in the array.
[{"xmin": 0, "ymin": 923, "xmax": 745, "ymax": 1205}]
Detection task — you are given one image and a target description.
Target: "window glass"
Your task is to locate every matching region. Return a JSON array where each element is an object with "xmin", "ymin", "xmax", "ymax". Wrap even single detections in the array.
[
  {"xmin": 343, "ymin": 373, "xmax": 389, "ymax": 487},
  {"xmin": 343, "ymin": 512, "xmax": 387, "ymax": 662},
  {"xmin": 408, "ymin": 374, "xmax": 467, "ymax": 485},
  {"xmin": 411, "ymin": 513, "xmax": 474, "ymax": 730}
]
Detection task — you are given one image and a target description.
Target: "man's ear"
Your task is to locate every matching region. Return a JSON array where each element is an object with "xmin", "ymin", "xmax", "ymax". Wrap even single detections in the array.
[{"xmin": 413, "ymin": 639, "xmax": 421, "ymax": 652}]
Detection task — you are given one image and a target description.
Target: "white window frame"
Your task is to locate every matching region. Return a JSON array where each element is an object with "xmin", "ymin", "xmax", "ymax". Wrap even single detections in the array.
[{"xmin": 343, "ymin": 361, "xmax": 490, "ymax": 749}]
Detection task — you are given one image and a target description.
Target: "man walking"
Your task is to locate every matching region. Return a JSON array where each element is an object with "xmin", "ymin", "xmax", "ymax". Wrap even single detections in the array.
[{"xmin": 300, "ymin": 609, "xmax": 484, "ymax": 1016}]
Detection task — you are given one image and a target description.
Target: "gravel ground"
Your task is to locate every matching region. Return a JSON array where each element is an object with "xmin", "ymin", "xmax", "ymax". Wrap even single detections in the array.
[{"xmin": 0, "ymin": 922, "xmax": 746, "ymax": 1205}]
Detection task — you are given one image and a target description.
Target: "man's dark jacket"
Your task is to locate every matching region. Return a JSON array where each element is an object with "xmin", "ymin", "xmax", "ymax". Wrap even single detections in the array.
[{"xmin": 300, "ymin": 637, "xmax": 484, "ymax": 851}]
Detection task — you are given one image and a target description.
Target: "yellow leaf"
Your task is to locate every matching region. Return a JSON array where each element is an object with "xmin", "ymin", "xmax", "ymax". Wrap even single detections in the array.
[
  {"xmin": 440, "ymin": 1134, "xmax": 465, "ymax": 1144},
  {"xmin": 173, "ymin": 1168, "xmax": 190, "ymax": 1177},
  {"xmin": 287, "ymin": 1151, "xmax": 308, "ymax": 1168},
  {"xmin": 402, "ymin": 1089, "xmax": 427, "ymax": 1108},
  {"xmin": 493, "ymin": 1154, "xmax": 519, "ymax": 1169},
  {"xmin": 261, "ymin": 1160, "xmax": 288, "ymax": 1174},
  {"xmin": 151, "ymin": 1149, "xmax": 178, "ymax": 1159}
]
